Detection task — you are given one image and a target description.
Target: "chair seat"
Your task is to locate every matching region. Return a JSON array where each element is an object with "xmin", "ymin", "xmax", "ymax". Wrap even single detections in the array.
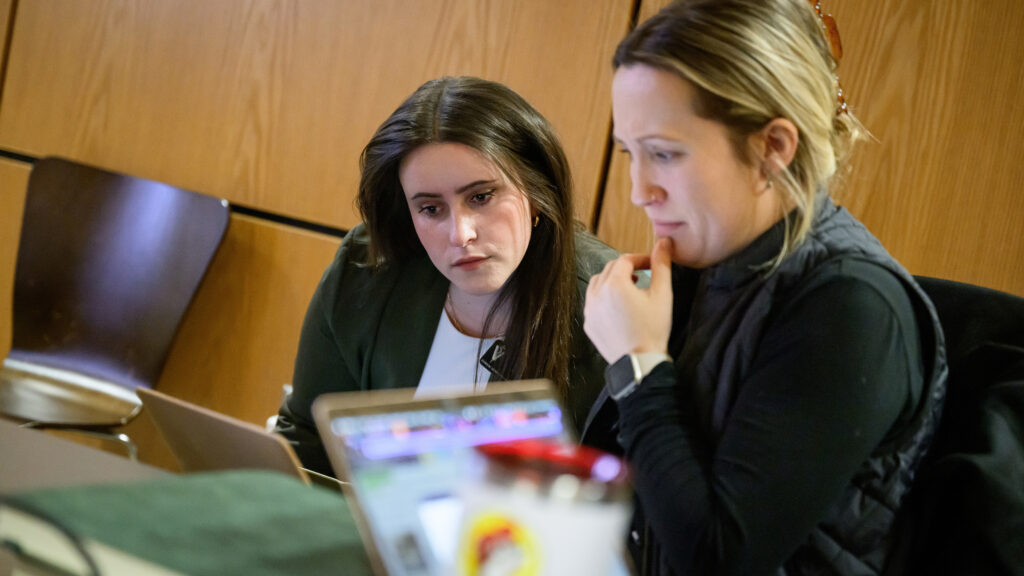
[{"xmin": 0, "ymin": 358, "xmax": 141, "ymax": 427}]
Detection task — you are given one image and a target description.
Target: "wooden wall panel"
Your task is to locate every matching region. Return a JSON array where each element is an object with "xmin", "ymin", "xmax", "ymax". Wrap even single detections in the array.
[
  {"xmin": 0, "ymin": 158, "xmax": 30, "ymax": 360},
  {"xmin": 596, "ymin": 0, "xmax": 1024, "ymax": 295},
  {"xmin": 827, "ymin": 0, "xmax": 1024, "ymax": 295},
  {"xmin": 123, "ymin": 214, "xmax": 340, "ymax": 470},
  {"xmin": 0, "ymin": 0, "xmax": 15, "ymax": 352},
  {"xmin": 596, "ymin": 142, "xmax": 655, "ymax": 255},
  {"xmin": 154, "ymin": 214, "xmax": 339, "ymax": 425},
  {"xmin": 0, "ymin": 0, "xmax": 632, "ymax": 229},
  {"xmin": 0, "ymin": 0, "xmax": 12, "ymax": 79},
  {"xmin": 596, "ymin": 0, "xmax": 669, "ymax": 255}
]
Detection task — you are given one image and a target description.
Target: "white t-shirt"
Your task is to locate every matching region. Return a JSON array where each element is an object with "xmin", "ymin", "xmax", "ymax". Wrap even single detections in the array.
[{"xmin": 415, "ymin": 308, "xmax": 499, "ymax": 398}]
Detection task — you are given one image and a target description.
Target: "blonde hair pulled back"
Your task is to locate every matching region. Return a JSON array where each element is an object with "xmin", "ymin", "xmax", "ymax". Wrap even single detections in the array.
[{"xmin": 614, "ymin": 0, "xmax": 866, "ymax": 264}]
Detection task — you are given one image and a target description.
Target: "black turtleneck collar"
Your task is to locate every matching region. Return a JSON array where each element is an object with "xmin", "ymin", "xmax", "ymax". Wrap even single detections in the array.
[{"xmin": 701, "ymin": 193, "xmax": 836, "ymax": 290}]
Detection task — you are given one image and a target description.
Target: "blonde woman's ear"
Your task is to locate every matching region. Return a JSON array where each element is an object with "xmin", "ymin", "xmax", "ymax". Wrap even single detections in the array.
[{"xmin": 760, "ymin": 117, "xmax": 799, "ymax": 174}]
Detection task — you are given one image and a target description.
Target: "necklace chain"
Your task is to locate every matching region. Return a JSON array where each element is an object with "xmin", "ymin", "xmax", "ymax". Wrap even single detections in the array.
[
  {"xmin": 446, "ymin": 288, "xmax": 481, "ymax": 390},
  {"xmin": 445, "ymin": 290, "xmax": 469, "ymax": 335}
]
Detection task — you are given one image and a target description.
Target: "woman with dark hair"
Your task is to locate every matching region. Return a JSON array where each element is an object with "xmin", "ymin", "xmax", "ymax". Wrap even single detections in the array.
[
  {"xmin": 584, "ymin": 1, "xmax": 947, "ymax": 574},
  {"xmin": 276, "ymin": 76, "xmax": 617, "ymax": 476}
]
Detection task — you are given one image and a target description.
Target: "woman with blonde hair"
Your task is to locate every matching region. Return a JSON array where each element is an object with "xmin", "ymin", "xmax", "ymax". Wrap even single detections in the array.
[{"xmin": 584, "ymin": 1, "xmax": 946, "ymax": 573}]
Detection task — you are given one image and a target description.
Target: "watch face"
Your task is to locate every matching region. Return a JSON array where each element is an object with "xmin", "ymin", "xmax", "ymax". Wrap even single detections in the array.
[{"xmin": 607, "ymin": 354, "xmax": 640, "ymax": 401}]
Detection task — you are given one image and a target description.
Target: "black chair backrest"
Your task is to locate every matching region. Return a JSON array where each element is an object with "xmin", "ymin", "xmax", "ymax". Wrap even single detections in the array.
[
  {"xmin": 9, "ymin": 157, "xmax": 230, "ymax": 390},
  {"xmin": 889, "ymin": 276, "xmax": 1024, "ymax": 576}
]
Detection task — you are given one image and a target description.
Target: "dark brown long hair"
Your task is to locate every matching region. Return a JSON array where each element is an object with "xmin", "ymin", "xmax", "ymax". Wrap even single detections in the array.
[{"xmin": 357, "ymin": 76, "xmax": 577, "ymax": 394}]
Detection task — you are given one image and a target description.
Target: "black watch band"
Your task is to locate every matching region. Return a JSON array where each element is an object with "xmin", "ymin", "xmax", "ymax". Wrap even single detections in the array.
[{"xmin": 606, "ymin": 353, "xmax": 644, "ymax": 401}]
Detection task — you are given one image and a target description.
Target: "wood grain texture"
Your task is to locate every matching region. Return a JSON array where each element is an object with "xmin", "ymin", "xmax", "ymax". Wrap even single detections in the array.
[
  {"xmin": 827, "ymin": 0, "xmax": 1024, "ymax": 295},
  {"xmin": 123, "ymin": 214, "xmax": 340, "ymax": 471},
  {"xmin": 595, "ymin": 0, "xmax": 672, "ymax": 255},
  {"xmin": 596, "ymin": 143, "xmax": 655, "ymax": 255},
  {"xmin": 596, "ymin": 0, "xmax": 1024, "ymax": 295},
  {"xmin": 0, "ymin": 0, "xmax": 12, "ymax": 79},
  {"xmin": 0, "ymin": 158, "xmax": 30, "ymax": 360},
  {"xmin": 0, "ymin": 0, "xmax": 632, "ymax": 229},
  {"xmin": 154, "ymin": 214, "xmax": 339, "ymax": 424}
]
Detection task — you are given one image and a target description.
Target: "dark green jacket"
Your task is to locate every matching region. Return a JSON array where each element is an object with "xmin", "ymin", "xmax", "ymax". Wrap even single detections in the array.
[{"xmin": 276, "ymin": 223, "xmax": 618, "ymax": 476}]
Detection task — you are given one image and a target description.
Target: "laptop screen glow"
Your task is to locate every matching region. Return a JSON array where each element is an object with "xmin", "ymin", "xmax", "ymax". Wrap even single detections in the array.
[{"xmin": 325, "ymin": 395, "xmax": 570, "ymax": 575}]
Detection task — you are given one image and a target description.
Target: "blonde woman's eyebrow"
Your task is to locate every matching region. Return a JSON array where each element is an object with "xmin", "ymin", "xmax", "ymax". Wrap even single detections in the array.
[
  {"xmin": 613, "ymin": 133, "xmax": 680, "ymax": 147},
  {"xmin": 637, "ymin": 134, "xmax": 682, "ymax": 146}
]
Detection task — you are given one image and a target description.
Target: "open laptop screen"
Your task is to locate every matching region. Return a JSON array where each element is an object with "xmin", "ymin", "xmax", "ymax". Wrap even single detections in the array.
[
  {"xmin": 333, "ymin": 396, "xmax": 566, "ymax": 462},
  {"xmin": 313, "ymin": 381, "xmax": 572, "ymax": 575}
]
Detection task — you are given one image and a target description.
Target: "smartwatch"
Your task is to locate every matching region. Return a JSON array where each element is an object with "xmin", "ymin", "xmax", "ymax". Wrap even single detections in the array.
[{"xmin": 606, "ymin": 352, "xmax": 671, "ymax": 400}]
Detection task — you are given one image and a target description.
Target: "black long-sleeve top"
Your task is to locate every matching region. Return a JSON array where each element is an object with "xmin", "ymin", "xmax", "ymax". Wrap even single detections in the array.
[{"xmin": 613, "ymin": 256, "xmax": 925, "ymax": 575}]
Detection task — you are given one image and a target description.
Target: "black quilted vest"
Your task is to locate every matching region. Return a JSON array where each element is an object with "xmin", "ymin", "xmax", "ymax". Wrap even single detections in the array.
[{"xmin": 643, "ymin": 196, "xmax": 948, "ymax": 575}]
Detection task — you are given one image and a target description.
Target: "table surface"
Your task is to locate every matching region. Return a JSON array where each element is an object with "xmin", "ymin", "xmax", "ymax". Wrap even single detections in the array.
[{"xmin": 0, "ymin": 417, "xmax": 166, "ymax": 493}]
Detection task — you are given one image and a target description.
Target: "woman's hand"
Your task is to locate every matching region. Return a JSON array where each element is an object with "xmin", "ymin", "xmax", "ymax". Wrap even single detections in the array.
[{"xmin": 584, "ymin": 238, "xmax": 674, "ymax": 362}]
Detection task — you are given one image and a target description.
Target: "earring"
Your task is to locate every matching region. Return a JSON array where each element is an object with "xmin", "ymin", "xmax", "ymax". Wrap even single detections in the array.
[
  {"xmin": 761, "ymin": 166, "xmax": 773, "ymax": 192},
  {"xmin": 532, "ymin": 215, "xmax": 540, "ymax": 228}
]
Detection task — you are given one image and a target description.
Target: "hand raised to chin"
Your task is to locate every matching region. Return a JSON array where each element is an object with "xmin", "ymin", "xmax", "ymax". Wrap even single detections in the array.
[{"xmin": 584, "ymin": 238, "xmax": 675, "ymax": 363}]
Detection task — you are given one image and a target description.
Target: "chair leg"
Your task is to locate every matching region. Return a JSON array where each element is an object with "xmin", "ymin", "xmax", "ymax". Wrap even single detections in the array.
[{"xmin": 21, "ymin": 422, "xmax": 139, "ymax": 461}]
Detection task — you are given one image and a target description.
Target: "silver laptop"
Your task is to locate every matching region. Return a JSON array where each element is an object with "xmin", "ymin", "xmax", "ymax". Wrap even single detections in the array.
[
  {"xmin": 137, "ymin": 387, "xmax": 342, "ymax": 491},
  {"xmin": 312, "ymin": 380, "xmax": 634, "ymax": 576}
]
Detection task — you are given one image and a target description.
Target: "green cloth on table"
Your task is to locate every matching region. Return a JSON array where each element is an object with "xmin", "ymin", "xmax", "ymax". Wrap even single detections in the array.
[{"xmin": 10, "ymin": 470, "xmax": 372, "ymax": 576}]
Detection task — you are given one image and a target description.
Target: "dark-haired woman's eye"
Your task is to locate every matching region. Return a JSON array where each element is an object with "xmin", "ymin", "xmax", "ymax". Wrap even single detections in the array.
[{"xmin": 418, "ymin": 204, "xmax": 439, "ymax": 216}]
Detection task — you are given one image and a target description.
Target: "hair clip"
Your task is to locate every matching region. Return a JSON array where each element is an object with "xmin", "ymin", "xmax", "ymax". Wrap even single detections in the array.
[
  {"xmin": 807, "ymin": 0, "xmax": 848, "ymax": 114},
  {"xmin": 809, "ymin": 0, "xmax": 843, "ymax": 61}
]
